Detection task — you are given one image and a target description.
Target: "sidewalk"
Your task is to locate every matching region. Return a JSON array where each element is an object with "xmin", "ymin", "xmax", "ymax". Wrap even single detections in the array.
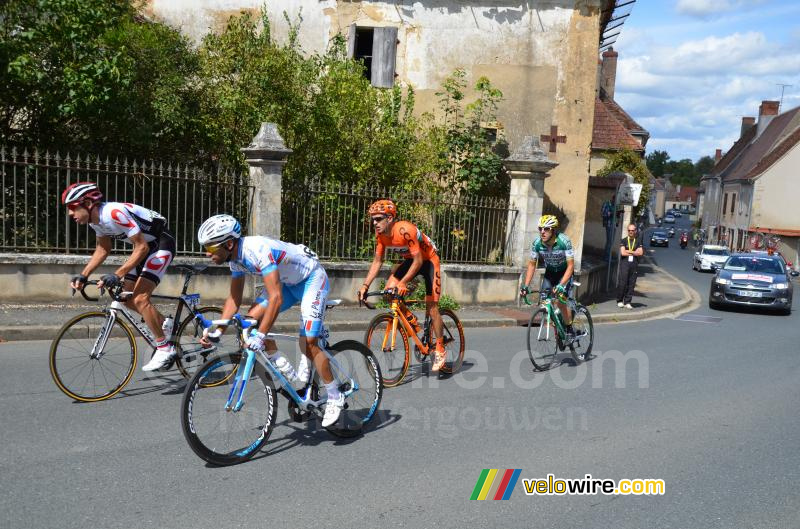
[{"xmin": 0, "ymin": 259, "xmax": 698, "ymax": 342}]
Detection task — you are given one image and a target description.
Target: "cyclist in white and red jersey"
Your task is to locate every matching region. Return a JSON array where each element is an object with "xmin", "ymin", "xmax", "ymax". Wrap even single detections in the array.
[
  {"xmin": 196, "ymin": 214, "xmax": 344, "ymax": 427},
  {"xmin": 62, "ymin": 182, "xmax": 177, "ymax": 371}
]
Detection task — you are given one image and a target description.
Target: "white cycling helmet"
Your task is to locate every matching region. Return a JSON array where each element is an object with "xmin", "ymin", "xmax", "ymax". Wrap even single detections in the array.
[{"xmin": 198, "ymin": 214, "xmax": 242, "ymax": 246}]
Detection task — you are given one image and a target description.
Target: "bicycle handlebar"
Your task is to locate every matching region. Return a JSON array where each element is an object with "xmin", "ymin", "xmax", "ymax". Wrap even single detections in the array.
[
  {"xmin": 72, "ymin": 280, "xmax": 128, "ymax": 302},
  {"xmin": 359, "ymin": 289, "xmax": 410, "ymax": 310}
]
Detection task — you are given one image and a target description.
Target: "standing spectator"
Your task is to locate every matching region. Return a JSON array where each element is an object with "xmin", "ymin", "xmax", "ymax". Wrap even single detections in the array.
[{"xmin": 617, "ymin": 223, "xmax": 644, "ymax": 309}]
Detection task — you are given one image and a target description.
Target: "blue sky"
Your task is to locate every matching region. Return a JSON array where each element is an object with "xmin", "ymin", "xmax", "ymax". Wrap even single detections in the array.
[{"xmin": 612, "ymin": 0, "xmax": 800, "ymax": 163}]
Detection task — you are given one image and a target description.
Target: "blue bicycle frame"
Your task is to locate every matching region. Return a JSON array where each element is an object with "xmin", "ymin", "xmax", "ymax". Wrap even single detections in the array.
[{"xmin": 196, "ymin": 314, "xmax": 359, "ymax": 415}]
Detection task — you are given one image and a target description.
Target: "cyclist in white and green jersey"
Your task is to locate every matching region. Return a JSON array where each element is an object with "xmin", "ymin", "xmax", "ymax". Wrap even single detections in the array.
[{"xmin": 520, "ymin": 215, "xmax": 575, "ymax": 331}]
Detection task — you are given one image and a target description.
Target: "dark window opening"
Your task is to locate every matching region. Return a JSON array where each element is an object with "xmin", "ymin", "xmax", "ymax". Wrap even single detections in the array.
[{"xmin": 354, "ymin": 28, "xmax": 374, "ymax": 82}]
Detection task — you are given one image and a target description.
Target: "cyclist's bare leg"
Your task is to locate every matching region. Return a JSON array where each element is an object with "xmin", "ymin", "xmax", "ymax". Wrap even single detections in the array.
[
  {"xmin": 128, "ymin": 276, "xmax": 166, "ymax": 341},
  {"xmin": 302, "ymin": 337, "xmax": 333, "ymax": 383},
  {"xmin": 426, "ymin": 301, "xmax": 444, "ymax": 343}
]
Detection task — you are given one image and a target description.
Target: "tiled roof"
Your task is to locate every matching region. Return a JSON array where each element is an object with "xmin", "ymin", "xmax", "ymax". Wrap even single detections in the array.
[
  {"xmin": 715, "ymin": 106, "xmax": 800, "ymax": 182},
  {"xmin": 600, "ymin": 88, "xmax": 648, "ymax": 134},
  {"xmin": 675, "ymin": 186, "xmax": 698, "ymax": 203},
  {"xmin": 592, "ymin": 97, "xmax": 644, "ymax": 151}
]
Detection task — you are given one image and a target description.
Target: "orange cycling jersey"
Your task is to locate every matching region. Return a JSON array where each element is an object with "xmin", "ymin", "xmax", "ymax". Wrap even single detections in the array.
[{"xmin": 376, "ymin": 220, "xmax": 437, "ymax": 260}]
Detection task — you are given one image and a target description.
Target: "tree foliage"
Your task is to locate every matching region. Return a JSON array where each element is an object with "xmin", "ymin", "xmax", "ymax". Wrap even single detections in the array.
[
  {"xmin": 646, "ymin": 149, "xmax": 716, "ymax": 187},
  {"xmin": 597, "ymin": 148, "xmax": 651, "ymax": 218}
]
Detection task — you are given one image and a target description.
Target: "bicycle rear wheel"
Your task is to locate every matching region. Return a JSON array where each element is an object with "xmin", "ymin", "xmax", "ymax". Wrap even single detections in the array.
[
  {"xmin": 181, "ymin": 352, "xmax": 277, "ymax": 466},
  {"xmin": 527, "ymin": 308, "xmax": 560, "ymax": 371},
  {"xmin": 439, "ymin": 309, "xmax": 465, "ymax": 374},
  {"xmin": 568, "ymin": 305, "xmax": 594, "ymax": 361},
  {"xmin": 175, "ymin": 306, "xmax": 240, "ymax": 381},
  {"xmin": 50, "ymin": 312, "xmax": 137, "ymax": 402},
  {"xmin": 363, "ymin": 313, "xmax": 410, "ymax": 387},
  {"xmin": 322, "ymin": 340, "xmax": 383, "ymax": 438}
]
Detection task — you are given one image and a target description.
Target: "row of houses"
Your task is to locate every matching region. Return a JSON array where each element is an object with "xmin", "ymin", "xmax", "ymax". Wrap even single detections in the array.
[
  {"xmin": 699, "ymin": 100, "xmax": 800, "ymax": 268},
  {"xmin": 146, "ymin": 0, "xmax": 648, "ymax": 271}
]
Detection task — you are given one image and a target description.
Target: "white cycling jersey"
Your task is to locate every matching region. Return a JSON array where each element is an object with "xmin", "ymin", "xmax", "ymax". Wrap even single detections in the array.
[
  {"xmin": 230, "ymin": 236, "xmax": 319, "ymax": 285},
  {"xmin": 90, "ymin": 202, "xmax": 167, "ymax": 243}
]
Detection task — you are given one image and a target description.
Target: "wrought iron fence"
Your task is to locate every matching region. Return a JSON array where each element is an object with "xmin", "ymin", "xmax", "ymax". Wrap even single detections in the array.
[
  {"xmin": 282, "ymin": 180, "xmax": 517, "ymax": 264},
  {"xmin": 1, "ymin": 146, "xmax": 253, "ymax": 255}
]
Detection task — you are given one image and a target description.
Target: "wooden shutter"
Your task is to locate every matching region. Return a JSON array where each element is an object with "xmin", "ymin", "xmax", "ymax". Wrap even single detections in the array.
[
  {"xmin": 371, "ymin": 26, "xmax": 398, "ymax": 88},
  {"xmin": 347, "ymin": 23, "xmax": 356, "ymax": 58}
]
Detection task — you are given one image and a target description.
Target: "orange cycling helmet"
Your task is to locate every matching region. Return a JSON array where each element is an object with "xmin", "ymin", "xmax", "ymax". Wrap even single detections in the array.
[{"xmin": 368, "ymin": 199, "xmax": 397, "ymax": 218}]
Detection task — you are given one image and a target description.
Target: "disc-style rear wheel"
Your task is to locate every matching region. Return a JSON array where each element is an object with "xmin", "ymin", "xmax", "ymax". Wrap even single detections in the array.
[
  {"xmin": 50, "ymin": 312, "xmax": 137, "ymax": 402},
  {"xmin": 363, "ymin": 313, "xmax": 410, "ymax": 387}
]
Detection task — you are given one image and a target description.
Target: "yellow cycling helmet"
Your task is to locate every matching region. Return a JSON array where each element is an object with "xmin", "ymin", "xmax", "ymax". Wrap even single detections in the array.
[{"xmin": 538, "ymin": 215, "xmax": 559, "ymax": 229}]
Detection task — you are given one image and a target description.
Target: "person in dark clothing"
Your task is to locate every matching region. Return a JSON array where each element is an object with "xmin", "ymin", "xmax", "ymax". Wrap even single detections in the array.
[{"xmin": 617, "ymin": 223, "xmax": 644, "ymax": 309}]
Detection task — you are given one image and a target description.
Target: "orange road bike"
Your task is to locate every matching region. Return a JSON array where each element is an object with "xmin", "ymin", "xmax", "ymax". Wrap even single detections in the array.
[{"xmin": 361, "ymin": 290, "xmax": 464, "ymax": 387}]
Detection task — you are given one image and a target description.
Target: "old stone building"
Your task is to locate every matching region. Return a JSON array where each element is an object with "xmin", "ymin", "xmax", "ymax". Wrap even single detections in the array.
[{"xmin": 147, "ymin": 0, "xmax": 621, "ymax": 270}]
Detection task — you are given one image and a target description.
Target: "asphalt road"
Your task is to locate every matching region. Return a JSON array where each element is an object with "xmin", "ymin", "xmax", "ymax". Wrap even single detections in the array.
[{"xmin": 2, "ymin": 219, "xmax": 798, "ymax": 528}]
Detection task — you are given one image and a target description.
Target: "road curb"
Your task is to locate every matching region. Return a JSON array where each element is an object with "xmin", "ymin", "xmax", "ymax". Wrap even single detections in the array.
[{"xmin": 0, "ymin": 317, "xmax": 521, "ymax": 343}]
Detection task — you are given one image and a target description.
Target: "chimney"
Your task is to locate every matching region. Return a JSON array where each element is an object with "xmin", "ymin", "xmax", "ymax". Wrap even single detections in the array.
[
  {"xmin": 600, "ymin": 47, "xmax": 618, "ymax": 99},
  {"xmin": 740, "ymin": 117, "xmax": 755, "ymax": 138},
  {"xmin": 714, "ymin": 148, "xmax": 722, "ymax": 163},
  {"xmin": 756, "ymin": 100, "xmax": 779, "ymax": 137}
]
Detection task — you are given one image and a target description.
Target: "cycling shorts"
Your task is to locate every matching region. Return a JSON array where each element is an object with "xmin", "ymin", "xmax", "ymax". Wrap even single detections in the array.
[
  {"xmin": 540, "ymin": 271, "xmax": 573, "ymax": 301},
  {"xmin": 123, "ymin": 231, "xmax": 175, "ymax": 286},
  {"xmin": 388, "ymin": 255, "xmax": 441, "ymax": 302},
  {"xmin": 254, "ymin": 265, "xmax": 329, "ymax": 337}
]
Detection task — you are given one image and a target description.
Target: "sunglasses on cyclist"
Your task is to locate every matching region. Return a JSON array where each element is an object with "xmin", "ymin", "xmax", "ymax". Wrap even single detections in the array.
[
  {"xmin": 371, "ymin": 216, "xmax": 388, "ymax": 223},
  {"xmin": 538, "ymin": 227, "xmax": 553, "ymax": 233},
  {"xmin": 66, "ymin": 202, "xmax": 83, "ymax": 211},
  {"xmin": 204, "ymin": 243, "xmax": 226, "ymax": 255}
]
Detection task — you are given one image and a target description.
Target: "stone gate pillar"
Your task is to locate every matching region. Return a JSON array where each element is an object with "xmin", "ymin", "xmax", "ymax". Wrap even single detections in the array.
[
  {"xmin": 240, "ymin": 123, "xmax": 292, "ymax": 237},
  {"xmin": 504, "ymin": 136, "xmax": 558, "ymax": 268}
]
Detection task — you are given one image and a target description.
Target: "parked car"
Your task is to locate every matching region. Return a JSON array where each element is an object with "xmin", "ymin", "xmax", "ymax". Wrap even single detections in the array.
[
  {"xmin": 663, "ymin": 214, "xmax": 676, "ymax": 224},
  {"xmin": 709, "ymin": 253, "xmax": 798, "ymax": 314},
  {"xmin": 672, "ymin": 210, "xmax": 682, "ymax": 217},
  {"xmin": 650, "ymin": 230, "xmax": 669, "ymax": 247},
  {"xmin": 693, "ymin": 245, "xmax": 730, "ymax": 271}
]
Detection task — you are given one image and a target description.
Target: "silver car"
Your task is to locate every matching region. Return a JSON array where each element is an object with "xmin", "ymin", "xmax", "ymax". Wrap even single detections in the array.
[
  {"xmin": 709, "ymin": 253, "xmax": 798, "ymax": 315},
  {"xmin": 693, "ymin": 245, "xmax": 730, "ymax": 272}
]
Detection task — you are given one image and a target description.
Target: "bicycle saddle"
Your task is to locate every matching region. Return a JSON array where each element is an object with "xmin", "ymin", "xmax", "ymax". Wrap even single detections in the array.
[{"xmin": 172, "ymin": 263, "xmax": 208, "ymax": 274}]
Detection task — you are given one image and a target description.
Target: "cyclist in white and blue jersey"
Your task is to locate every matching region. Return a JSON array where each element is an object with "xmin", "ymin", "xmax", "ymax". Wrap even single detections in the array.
[
  {"xmin": 196, "ymin": 214, "xmax": 343, "ymax": 427},
  {"xmin": 520, "ymin": 215, "xmax": 575, "ymax": 333}
]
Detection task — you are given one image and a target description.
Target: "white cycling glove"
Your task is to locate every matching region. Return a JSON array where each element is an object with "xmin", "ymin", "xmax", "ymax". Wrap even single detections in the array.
[{"xmin": 246, "ymin": 330, "xmax": 266, "ymax": 353}]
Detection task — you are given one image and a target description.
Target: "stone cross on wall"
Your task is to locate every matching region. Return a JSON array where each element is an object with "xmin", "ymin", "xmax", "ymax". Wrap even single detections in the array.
[{"xmin": 540, "ymin": 125, "xmax": 566, "ymax": 153}]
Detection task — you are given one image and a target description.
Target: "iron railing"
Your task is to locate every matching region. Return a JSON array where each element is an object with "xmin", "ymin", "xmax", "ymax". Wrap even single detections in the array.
[
  {"xmin": 282, "ymin": 180, "xmax": 516, "ymax": 264},
  {"xmin": 1, "ymin": 146, "xmax": 253, "ymax": 255}
]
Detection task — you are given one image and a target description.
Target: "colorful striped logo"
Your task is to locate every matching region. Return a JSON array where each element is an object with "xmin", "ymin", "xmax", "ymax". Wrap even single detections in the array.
[{"xmin": 470, "ymin": 469, "xmax": 522, "ymax": 500}]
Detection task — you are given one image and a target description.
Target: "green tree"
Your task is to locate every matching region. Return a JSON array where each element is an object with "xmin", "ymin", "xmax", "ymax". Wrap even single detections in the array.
[
  {"xmin": 435, "ymin": 69, "xmax": 508, "ymax": 197},
  {"xmin": 645, "ymin": 149, "xmax": 670, "ymax": 177},
  {"xmin": 665, "ymin": 158, "xmax": 697, "ymax": 186},
  {"xmin": 597, "ymin": 148, "xmax": 651, "ymax": 218},
  {"xmin": 694, "ymin": 155, "xmax": 715, "ymax": 178}
]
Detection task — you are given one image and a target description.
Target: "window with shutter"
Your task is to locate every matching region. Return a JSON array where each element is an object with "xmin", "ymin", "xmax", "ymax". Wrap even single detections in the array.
[{"xmin": 348, "ymin": 25, "xmax": 398, "ymax": 88}]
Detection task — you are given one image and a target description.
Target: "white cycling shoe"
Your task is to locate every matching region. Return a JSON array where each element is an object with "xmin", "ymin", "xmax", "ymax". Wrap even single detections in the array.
[
  {"xmin": 142, "ymin": 346, "xmax": 176, "ymax": 372},
  {"xmin": 321, "ymin": 394, "xmax": 345, "ymax": 427}
]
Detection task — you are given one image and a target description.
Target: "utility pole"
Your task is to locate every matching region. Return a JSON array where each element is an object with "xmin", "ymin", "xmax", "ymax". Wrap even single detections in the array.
[{"xmin": 777, "ymin": 83, "xmax": 792, "ymax": 112}]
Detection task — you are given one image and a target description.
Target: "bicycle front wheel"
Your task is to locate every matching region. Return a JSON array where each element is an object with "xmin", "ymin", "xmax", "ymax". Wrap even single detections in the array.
[
  {"xmin": 175, "ymin": 306, "xmax": 239, "ymax": 381},
  {"xmin": 181, "ymin": 352, "xmax": 277, "ymax": 466},
  {"xmin": 568, "ymin": 305, "xmax": 594, "ymax": 361},
  {"xmin": 527, "ymin": 308, "xmax": 559, "ymax": 371},
  {"xmin": 363, "ymin": 313, "xmax": 410, "ymax": 387},
  {"xmin": 50, "ymin": 312, "xmax": 137, "ymax": 402},
  {"xmin": 439, "ymin": 309, "xmax": 465, "ymax": 374},
  {"xmin": 323, "ymin": 340, "xmax": 383, "ymax": 438}
]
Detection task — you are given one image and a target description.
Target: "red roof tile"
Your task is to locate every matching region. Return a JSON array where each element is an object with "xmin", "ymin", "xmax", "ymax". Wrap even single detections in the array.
[{"xmin": 592, "ymin": 98, "xmax": 644, "ymax": 151}]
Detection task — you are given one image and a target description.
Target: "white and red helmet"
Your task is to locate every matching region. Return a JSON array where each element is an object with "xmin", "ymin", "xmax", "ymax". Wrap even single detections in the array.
[{"xmin": 62, "ymin": 182, "xmax": 103, "ymax": 206}]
